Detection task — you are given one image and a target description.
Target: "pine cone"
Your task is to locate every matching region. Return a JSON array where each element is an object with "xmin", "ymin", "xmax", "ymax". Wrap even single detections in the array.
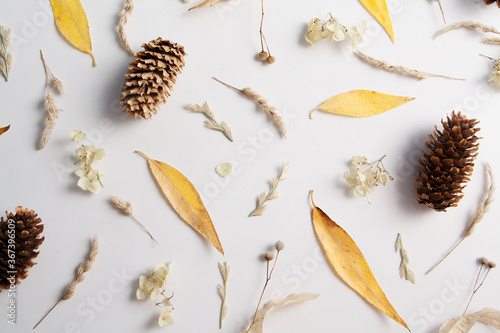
[
  {"xmin": 484, "ymin": 0, "xmax": 500, "ymax": 7},
  {"xmin": 0, "ymin": 207, "xmax": 44, "ymax": 291},
  {"xmin": 120, "ymin": 38, "xmax": 186, "ymax": 119},
  {"xmin": 414, "ymin": 112, "xmax": 480, "ymax": 212}
]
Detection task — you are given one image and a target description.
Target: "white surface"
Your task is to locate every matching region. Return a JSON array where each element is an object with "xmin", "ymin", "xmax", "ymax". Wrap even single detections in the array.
[{"xmin": 1, "ymin": 1, "xmax": 500, "ymax": 332}]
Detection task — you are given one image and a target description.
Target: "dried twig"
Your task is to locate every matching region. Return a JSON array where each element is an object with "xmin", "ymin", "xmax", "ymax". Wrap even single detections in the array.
[
  {"xmin": 395, "ymin": 233, "xmax": 416, "ymax": 284},
  {"xmin": 186, "ymin": 102, "xmax": 233, "ymax": 142},
  {"xmin": 118, "ymin": 0, "xmax": 135, "ymax": 56},
  {"xmin": 33, "ymin": 236, "xmax": 99, "ymax": 329},
  {"xmin": 463, "ymin": 257, "xmax": 496, "ymax": 315},
  {"xmin": 355, "ymin": 50, "xmax": 465, "ymax": 81},
  {"xmin": 434, "ymin": 21, "xmax": 500, "ymax": 39},
  {"xmin": 249, "ymin": 162, "xmax": 289, "ymax": 217},
  {"xmin": 218, "ymin": 262, "xmax": 230, "ymax": 329},
  {"xmin": 39, "ymin": 50, "xmax": 64, "ymax": 150},
  {"xmin": 110, "ymin": 195, "xmax": 159, "ymax": 245},
  {"xmin": 213, "ymin": 77, "xmax": 287, "ymax": 138},
  {"xmin": 426, "ymin": 164, "xmax": 496, "ymax": 274},
  {"xmin": 0, "ymin": 25, "xmax": 13, "ymax": 81}
]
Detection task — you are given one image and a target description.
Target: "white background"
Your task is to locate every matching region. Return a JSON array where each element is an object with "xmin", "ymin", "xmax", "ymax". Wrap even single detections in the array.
[{"xmin": 1, "ymin": 0, "xmax": 500, "ymax": 332}]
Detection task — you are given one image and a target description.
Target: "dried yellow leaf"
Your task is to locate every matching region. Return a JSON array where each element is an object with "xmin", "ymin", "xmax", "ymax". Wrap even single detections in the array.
[
  {"xmin": 359, "ymin": 0, "xmax": 394, "ymax": 43},
  {"xmin": 136, "ymin": 151, "xmax": 224, "ymax": 255},
  {"xmin": 0, "ymin": 125, "xmax": 10, "ymax": 136},
  {"xmin": 49, "ymin": 0, "xmax": 96, "ymax": 66},
  {"xmin": 310, "ymin": 191, "xmax": 409, "ymax": 331},
  {"xmin": 310, "ymin": 90, "xmax": 414, "ymax": 119},
  {"xmin": 188, "ymin": 0, "xmax": 226, "ymax": 10}
]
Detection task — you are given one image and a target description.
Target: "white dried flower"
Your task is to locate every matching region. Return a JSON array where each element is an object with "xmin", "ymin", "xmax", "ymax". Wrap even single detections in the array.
[
  {"xmin": 344, "ymin": 155, "xmax": 392, "ymax": 197},
  {"xmin": 159, "ymin": 307, "xmax": 175, "ymax": 327},
  {"xmin": 76, "ymin": 168, "xmax": 104, "ymax": 194},
  {"xmin": 305, "ymin": 18, "xmax": 327, "ymax": 46},
  {"xmin": 84, "ymin": 145, "xmax": 106, "ymax": 165},
  {"xmin": 325, "ymin": 19, "xmax": 347, "ymax": 42},
  {"xmin": 347, "ymin": 21, "xmax": 367, "ymax": 48},
  {"xmin": 488, "ymin": 64, "xmax": 500, "ymax": 88},
  {"xmin": 137, "ymin": 263, "xmax": 171, "ymax": 301},
  {"xmin": 69, "ymin": 130, "xmax": 86, "ymax": 142}
]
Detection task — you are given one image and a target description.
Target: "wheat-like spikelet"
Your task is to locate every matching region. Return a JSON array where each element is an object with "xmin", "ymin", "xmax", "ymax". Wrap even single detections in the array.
[
  {"xmin": 395, "ymin": 233, "xmax": 416, "ymax": 284},
  {"xmin": 249, "ymin": 162, "xmax": 289, "ymax": 217},
  {"xmin": 38, "ymin": 95, "xmax": 62, "ymax": 150},
  {"xmin": 110, "ymin": 195, "xmax": 159, "ymax": 245},
  {"xmin": 355, "ymin": 50, "xmax": 464, "ymax": 81},
  {"xmin": 213, "ymin": 77, "xmax": 288, "ymax": 138},
  {"xmin": 218, "ymin": 262, "xmax": 230, "ymax": 329},
  {"xmin": 33, "ymin": 236, "xmax": 99, "ymax": 329},
  {"xmin": 0, "ymin": 25, "xmax": 13, "ymax": 81},
  {"xmin": 118, "ymin": 0, "xmax": 135, "ymax": 56},
  {"xmin": 483, "ymin": 36, "xmax": 500, "ymax": 44},
  {"xmin": 186, "ymin": 102, "xmax": 233, "ymax": 142},
  {"xmin": 435, "ymin": 21, "xmax": 500, "ymax": 39}
]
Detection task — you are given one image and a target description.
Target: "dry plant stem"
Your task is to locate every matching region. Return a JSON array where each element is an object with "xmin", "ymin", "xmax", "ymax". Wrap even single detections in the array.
[
  {"xmin": 118, "ymin": 0, "xmax": 135, "ymax": 56},
  {"xmin": 463, "ymin": 264, "xmax": 492, "ymax": 315},
  {"xmin": 483, "ymin": 37, "xmax": 500, "ymax": 45},
  {"xmin": 426, "ymin": 164, "xmax": 496, "ymax": 275},
  {"xmin": 436, "ymin": 0, "xmax": 446, "ymax": 23},
  {"xmin": 355, "ymin": 50, "xmax": 465, "ymax": 81},
  {"xmin": 249, "ymin": 162, "xmax": 289, "ymax": 217},
  {"xmin": 130, "ymin": 215, "xmax": 160, "ymax": 246},
  {"xmin": 33, "ymin": 236, "xmax": 99, "ymax": 329},
  {"xmin": 212, "ymin": 77, "xmax": 287, "ymax": 138},
  {"xmin": 248, "ymin": 251, "xmax": 280, "ymax": 332},
  {"xmin": 218, "ymin": 262, "xmax": 229, "ymax": 329},
  {"xmin": 434, "ymin": 21, "xmax": 500, "ymax": 39},
  {"xmin": 259, "ymin": 0, "xmax": 270, "ymax": 56}
]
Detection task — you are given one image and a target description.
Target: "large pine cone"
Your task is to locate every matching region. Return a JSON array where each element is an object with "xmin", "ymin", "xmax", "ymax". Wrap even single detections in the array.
[
  {"xmin": 484, "ymin": 0, "xmax": 500, "ymax": 7},
  {"xmin": 120, "ymin": 38, "xmax": 186, "ymax": 119},
  {"xmin": 414, "ymin": 112, "xmax": 480, "ymax": 212},
  {"xmin": 0, "ymin": 207, "xmax": 44, "ymax": 291}
]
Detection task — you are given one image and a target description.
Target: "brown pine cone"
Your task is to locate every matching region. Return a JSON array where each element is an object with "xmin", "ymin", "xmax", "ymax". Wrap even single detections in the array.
[
  {"xmin": 0, "ymin": 207, "xmax": 44, "ymax": 291},
  {"xmin": 484, "ymin": 0, "xmax": 500, "ymax": 7},
  {"xmin": 414, "ymin": 111, "xmax": 480, "ymax": 212},
  {"xmin": 120, "ymin": 38, "xmax": 187, "ymax": 119}
]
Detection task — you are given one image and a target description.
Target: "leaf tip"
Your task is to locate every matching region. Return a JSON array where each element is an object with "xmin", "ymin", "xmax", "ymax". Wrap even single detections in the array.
[{"xmin": 310, "ymin": 190, "xmax": 316, "ymax": 207}]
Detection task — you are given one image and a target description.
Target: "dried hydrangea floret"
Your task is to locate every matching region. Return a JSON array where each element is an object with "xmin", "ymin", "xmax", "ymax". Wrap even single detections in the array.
[
  {"xmin": 305, "ymin": 15, "xmax": 366, "ymax": 49},
  {"xmin": 343, "ymin": 155, "xmax": 393, "ymax": 197}
]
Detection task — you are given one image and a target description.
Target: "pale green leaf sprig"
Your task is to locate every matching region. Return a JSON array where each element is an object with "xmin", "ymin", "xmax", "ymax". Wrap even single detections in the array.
[
  {"xmin": 305, "ymin": 15, "xmax": 366, "ymax": 49},
  {"xmin": 137, "ymin": 263, "xmax": 175, "ymax": 328},
  {"xmin": 0, "ymin": 25, "xmax": 13, "ymax": 82},
  {"xmin": 70, "ymin": 130, "xmax": 105, "ymax": 194}
]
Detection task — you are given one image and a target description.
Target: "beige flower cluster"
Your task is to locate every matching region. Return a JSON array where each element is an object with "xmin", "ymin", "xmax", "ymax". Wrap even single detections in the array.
[
  {"xmin": 344, "ymin": 155, "xmax": 392, "ymax": 197},
  {"xmin": 305, "ymin": 16, "xmax": 366, "ymax": 49}
]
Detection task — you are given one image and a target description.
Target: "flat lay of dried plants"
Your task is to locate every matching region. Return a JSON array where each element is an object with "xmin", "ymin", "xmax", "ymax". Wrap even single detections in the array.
[
  {"xmin": 310, "ymin": 90, "xmax": 414, "ymax": 119},
  {"xmin": 415, "ymin": 112, "xmax": 480, "ymax": 212},
  {"xmin": 110, "ymin": 195, "xmax": 159, "ymax": 245},
  {"xmin": 121, "ymin": 38, "xmax": 186, "ymax": 119},
  {"xmin": 136, "ymin": 151, "xmax": 224, "ymax": 254},
  {"xmin": 0, "ymin": 24, "xmax": 13, "ymax": 81},
  {"xmin": 310, "ymin": 191, "xmax": 409, "ymax": 330},
  {"xmin": 213, "ymin": 77, "xmax": 287, "ymax": 138},
  {"xmin": 49, "ymin": 0, "xmax": 96, "ymax": 66},
  {"xmin": 427, "ymin": 164, "xmax": 495, "ymax": 274},
  {"xmin": 136, "ymin": 263, "xmax": 175, "ymax": 327},
  {"xmin": 34, "ymin": 236, "xmax": 98, "ymax": 329},
  {"xmin": 0, "ymin": 207, "xmax": 44, "ymax": 291},
  {"xmin": 249, "ymin": 162, "xmax": 289, "ymax": 217},
  {"xmin": 186, "ymin": 102, "xmax": 233, "ymax": 141},
  {"xmin": 39, "ymin": 50, "xmax": 63, "ymax": 150}
]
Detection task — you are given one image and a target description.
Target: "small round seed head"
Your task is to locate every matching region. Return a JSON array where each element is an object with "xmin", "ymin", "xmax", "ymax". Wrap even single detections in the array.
[
  {"xmin": 489, "ymin": 261, "xmax": 497, "ymax": 268},
  {"xmin": 258, "ymin": 51, "xmax": 269, "ymax": 61},
  {"xmin": 266, "ymin": 56, "xmax": 276, "ymax": 64},
  {"xmin": 275, "ymin": 241, "xmax": 284, "ymax": 251},
  {"xmin": 480, "ymin": 257, "xmax": 490, "ymax": 265},
  {"xmin": 264, "ymin": 252, "xmax": 275, "ymax": 261}
]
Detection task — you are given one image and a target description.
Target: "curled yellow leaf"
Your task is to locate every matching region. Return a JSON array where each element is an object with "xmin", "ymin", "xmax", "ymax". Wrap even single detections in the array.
[
  {"xmin": 0, "ymin": 125, "xmax": 10, "ymax": 136},
  {"xmin": 359, "ymin": 0, "xmax": 394, "ymax": 43},
  {"xmin": 136, "ymin": 151, "xmax": 224, "ymax": 255},
  {"xmin": 310, "ymin": 89, "xmax": 414, "ymax": 119},
  {"xmin": 50, "ymin": 0, "xmax": 96, "ymax": 66},
  {"xmin": 310, "ymin": 191, "xmax": 409, "ymax": 331}
]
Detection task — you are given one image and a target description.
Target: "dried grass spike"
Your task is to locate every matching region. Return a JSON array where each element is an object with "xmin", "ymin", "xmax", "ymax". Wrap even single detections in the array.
[
  {"xmin": 355, "ymin": 50, "xmax": 465, "ymax": 81},
  {"xmin": 33, "ymin": 236, "xmax": 99, "ymax": 329},
  {"xmin": 118, "ymin": 0, "xmax": 135, "ymax": 56},
  {"xmin": 434, "ymin": 21, "xmax": 500, "ymax": 39},
  {"xmin": 249, "ymin": 162, "xmax": 289, "ymax": 217}
]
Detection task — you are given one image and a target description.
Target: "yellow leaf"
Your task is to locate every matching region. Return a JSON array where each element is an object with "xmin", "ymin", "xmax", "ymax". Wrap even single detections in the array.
[
  {"xmin": 310, "ymin": 191, "xmax": 409, "ymax": 331},
  {"xmin": 50, "ymin": 0, "xmax": 96, "ymax": 66},
  {"xmin": 136, "ymin": 151, "xmax": 224, "ymax": 255},
  {"xmin": 359, "ymin": 0, "xmax": 394, "ymax": 43},
  {"xmin": 0, "ymin": 125, "xmax": 10, "ymax": 136},
  {"xmin": 189, "ymin": 0, "xmax": 226, "ymax": 10},
  {"xmin": 310, "ymin": 90, "xmax": 414, "ymax": 119}
]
